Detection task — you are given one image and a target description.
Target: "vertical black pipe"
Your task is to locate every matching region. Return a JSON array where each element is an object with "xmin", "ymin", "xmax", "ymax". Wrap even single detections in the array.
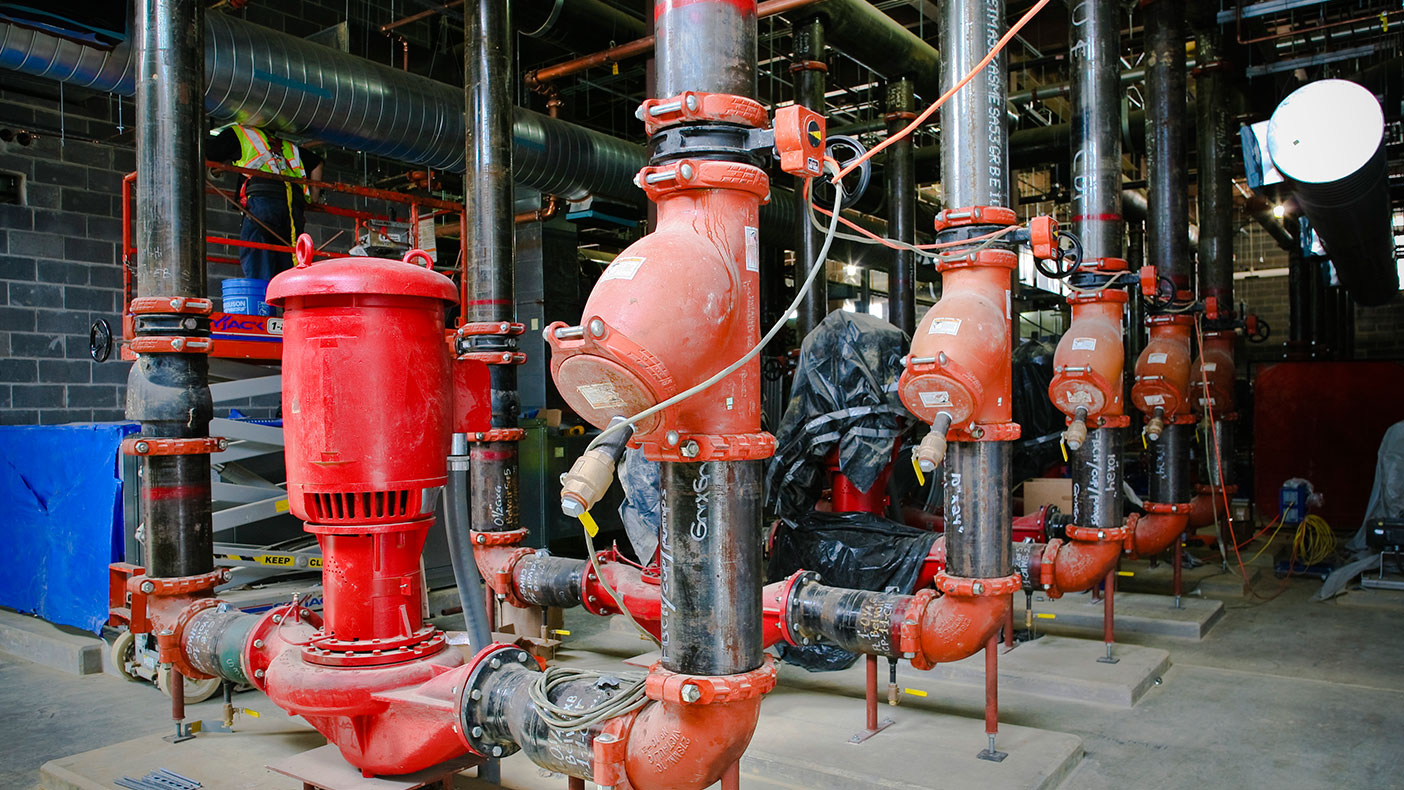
[
  {"xmin": 656, "ymin": 0, "xmax": 756, "ymax": 97},
  {"xmin": 128, "ymin": 0, "xmax": 212, "ymax": 580},
  {"xmin": 885, "ymin": 77, "xmax": 916, "ymax": 337},
  {"xmin": 465, "ymin": 0, "xmax": 520, "ymax": 533},
  {"xmin": 659, "ymin": 461, "xmax": 764, "ymax": 675},
  {"xmin": 1287, "ymin": 218, "xmax": 1308, "ymax": 346},
  {"xmin": 793, "ymin": 16, "xmax": 827, "ymax": 341},
  {"xmin": 939, "ymin": 0, "xmax": 1013, "ymax": 578},
  {"xmin": 1145, "ymin": 0, "xmax": 1190, "ymax": 292},
  {"xmin": 1148, "ymin": 424, "xmax": 1191, "ymax": 505},
  {"xmin": 1194, "ymin": 30, "xmax": 1233, "ymax": 314},
  {"xmin": 1070, "ymin": 0, "xmax": 1124, "ymax": 532}
]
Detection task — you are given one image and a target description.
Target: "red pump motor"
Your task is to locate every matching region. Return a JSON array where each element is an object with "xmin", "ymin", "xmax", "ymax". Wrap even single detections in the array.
[{"xmin": 264, "ymin": 244, "xmax": 471, "ymax": 775}]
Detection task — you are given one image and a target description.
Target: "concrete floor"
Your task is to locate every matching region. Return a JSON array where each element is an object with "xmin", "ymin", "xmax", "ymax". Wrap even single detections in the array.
[{"xmin": 3, "ymin": 564, "xmax": 1403, "ymax": 789}]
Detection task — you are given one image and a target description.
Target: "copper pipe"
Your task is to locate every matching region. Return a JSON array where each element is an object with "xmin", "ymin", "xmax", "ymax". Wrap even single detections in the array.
[
  {"xmin": 525, "ymin": 0, "xmax": 821, "ymax": 88},
  {"xmin": 513, "ymin": 195, "xmax": 564, "ymax": 224},
  {"xmin": 1237, "ymin": 7, "xmax": 1401, "ymax": 46},
  {"xmin": 381, "ymin": 0, "xmax": 465, "ymax": 34}
]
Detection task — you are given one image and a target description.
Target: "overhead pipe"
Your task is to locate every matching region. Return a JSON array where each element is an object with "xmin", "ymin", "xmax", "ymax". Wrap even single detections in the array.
[
  {"xmin": 886, "ymin": 77, "xmax": 917, "ymax": 337},
  {"xmin": 524, "ymin": 0, "xmax": 942, "ymax": 98},
  {"xmin": 1129, "ymin": 0, "xmax": 1194, "ymax": 570},
  {"xmin": 1266, "ymin": 79, "xmax": 1399, "ymax": 306},
  {"xmin": 793, "ymin": 15, "xmax": 829, "ymax": 340},
  {"xmin": 516, "ymin": 0, "xmax": 648, "ymax": 53}
]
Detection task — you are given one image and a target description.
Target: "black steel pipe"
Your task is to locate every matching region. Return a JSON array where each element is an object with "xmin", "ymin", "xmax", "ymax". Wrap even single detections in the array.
[
  {"xmin": 1148, "ymin": 423, "xmax": 1191, "ymax": 505},
  {"xmin": 885, "ymin": 77, "xmax": 916, "ymax": 337},
  {"xmin": 940, "ymin": 0, "xmax": 1008, "ymax": 210},
  {"xmin": 657, "ymin": 0, "xmax": 755, "ymax": 98},
  {"xmin": 1071, "ymin": 427, "xmax": 1122, "ymax": 531},
  {"xmin": 1144, "ymin": 0, "xmax": 1190, "ymax": 292},
  {"xmin": 182, "ymin": 608, "xmax": 257, "ymax": 686},
  {"xmin": 793, "ymin": 16, "xmax": 828, "ymax": 341},
  {"xmin": 788, "ymin": 580, "xmax": 909, "ymax": 658},
  {"xmin": 130, "ymin": 0, "xmax": 213, "ymax": 580},
  {"xmin": 659, "ymin": 461, "xmax": 764, "ymax": 676},
  {"xmin": 511, "ymin": 553, "xmax": 587, "ymax": 610},
  {"xmin": 1195, "ymin": 23, "xmax": 1234, "ymax": 313},
  {"xmin": 943, "ymin": 442, "xmax": 1013, "ymax": 579},
  {"xmin": 1070, "ymin": 0, "xmax": 1122, "ymax": 263},
  {"xmin": 518, "ymin": 0, "xmax": 648, "ymax": 53}
]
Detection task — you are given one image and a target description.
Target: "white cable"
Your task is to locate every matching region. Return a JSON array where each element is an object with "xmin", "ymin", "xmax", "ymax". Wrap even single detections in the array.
[{"xmin": 586, "ymin": 171, "xmax": 847, "ymax": 451}]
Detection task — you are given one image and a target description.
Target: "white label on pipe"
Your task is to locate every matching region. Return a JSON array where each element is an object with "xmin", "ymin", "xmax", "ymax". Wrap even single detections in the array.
[
  {"xmin": 1071, "ymin": 337, "xmax": 1097, "ymax": 351},
  {"xmin": 1143, "ymin": 394, "xmax": 1165, "ymax": 406},
  {"xmin": 745, "ymin": 226, "xmax": 760, "ymax": 272},
  {"xmin": 599, "ymin": 255, "xmax": 645, "ymax": 282},
  {"xmin": 577, "ymin": 383, "xmax": 626, "ymax": 410},
  {"xmin": 1202, "ymin": 362, "xmax": 1217, "ymax": 372},
  {"xmin": 267, "ymin": 318, "xmax": 283, "ymax": 336},
  {"xmin": 1148, "ymin": 352, "xmax": 1168, "ymax": 364},
  {"xmin": 919, "ymin": 390, "xmax": 952, "ymax": 408},
  {"xmin": 928, "ymin": 317, "xmax": 962, "ymax": 336},
  {"xmin": 1005, "ymin": 289, "xmax": 1011, "ymax": 319}
]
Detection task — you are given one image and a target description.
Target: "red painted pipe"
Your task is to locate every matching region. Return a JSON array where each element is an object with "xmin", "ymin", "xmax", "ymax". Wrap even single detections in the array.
[{"xmin": 1130, "ymin": 511, "xmax": 1190, "ymax": 558}]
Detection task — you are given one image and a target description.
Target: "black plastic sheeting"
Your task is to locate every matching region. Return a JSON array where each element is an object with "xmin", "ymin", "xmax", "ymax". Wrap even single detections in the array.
[
  {"xmin": 1012, "ymin": 337, "xmax": 1067, "ymax": 482},
  {"xmin": 767, "ymin": 511, "xmax": 938, "ymax": 671},
  {"xmin": 766, "ymin": 311, "xmax": 912, "ymax": 518}
]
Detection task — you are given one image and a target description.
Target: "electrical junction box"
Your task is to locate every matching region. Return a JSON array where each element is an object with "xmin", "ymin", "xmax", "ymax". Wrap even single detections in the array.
[{"xmin": 1279, "ymin": 481, "xmax": 1311, "ymax": 526}]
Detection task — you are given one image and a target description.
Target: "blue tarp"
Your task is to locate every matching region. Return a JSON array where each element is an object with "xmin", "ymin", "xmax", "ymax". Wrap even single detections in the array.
[{"xmin": 0, "ymin": 422, "xmax": 136, "ymax": 633}]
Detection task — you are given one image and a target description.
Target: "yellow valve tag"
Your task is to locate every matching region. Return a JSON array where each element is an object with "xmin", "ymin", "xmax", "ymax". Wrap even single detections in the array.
[
  {"xmin": 553, "ymin": 629, "xmax": 572, "ymax": 637},
  {"xmin": 1035, "ymin": 613, "xmax": 1056, "ymax": 620},
  {"xmin": 242, "ymin": 709, "xmax": 260, "ymax": 718},
  {"xmin": 1141, "ymin": 432, "xmax": 1148, "ymax": 449},
  {"xmin": 579, "ymin": 510, "xmax": 600, "ymax": 538},
  {"xmin": 1117, "ymin": 571, "xmax": 1135, "ymax": 577},
  {"xmin": 612, "ymin": 62, "xmax": 620, "ymax": 75},
  {"xmin": 903, "ymin": 688, "xmax": 928, "ymax": 698},
  {"xmin": 1060, "ymin": 438, "xmax": 1068, "ymax": 462},
  {"xmin": 912, "ymin": 456, "xmax": 926, "ymax": 487}
]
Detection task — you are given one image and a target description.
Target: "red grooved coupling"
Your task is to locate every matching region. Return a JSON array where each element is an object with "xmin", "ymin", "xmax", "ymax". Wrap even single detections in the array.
[
  {"xmin": 129, "ymin": 335, "xmax": 212, "ymax": 354},
  {"xmin": 933, "ymin": 205, "xmax": 1017, "ymax": 231},
  {"xmin": 463, "ymin": 428, "xmax": 528, "ymax": 442},
  {"xmin": 636, "ymin": 431, "xmax": 776, "ymax": 464},
  {"xmin": 471, "ymin": 528, "xmax": 528, "ymax": 547},
  {"xmin": 457, "ymin": 321, "xmax": 525, "ymax": 337},
  {"xmin": 946, "ymin": 421, "xmax": 1022, "ymax": 443},
  {"xmin": 129, "ymin": 296, "xmax": 214, "ymax": 315},
  {"xmin": 935, "ymin": 571, "xmax": 1022, "ymax": 597},
  {"xmin": 639, "ymin": 91, "xmax": 769, "ymax": 136},
  {"xmin": 1144, "ymin": 501, "xmax": 1193, "ymax": 515},
  {"xmin": 898, "ymin": 588, "xmax": 938, "ymax": 661},
  {"xmin": 644, "ymin": 657, "xmax": 778, "ymax": 705},
  {"xmin": 130, "ymin": 568, "xmax": 229, "ymax": 598},
  {"xmin": 1064, "ymin": 524, "xmax": 1133, "ymax": 543},
  {"xmin": 637, "ymin": 159, "xmax": 770, "ymax": 203},
  {"xmin": 122, "ymin": 436, "xmax": 228, "ymax": 456}
]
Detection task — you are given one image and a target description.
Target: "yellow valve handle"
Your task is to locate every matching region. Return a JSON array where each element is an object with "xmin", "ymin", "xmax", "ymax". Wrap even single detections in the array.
[
  {"xmin": 1060, "ymin": 437, "xmax": 1068, "ymax": 462},
  {"xmin": 1117, "ymin": 571, "xmax": 1135, "ymax": 577},
  {"xmin": 242, "ymin": 708, "xmax": 261, "ymax": 718},
  {"xmin": 903, "ymin": 688, "xmax": 928, "ymax": 698},
  {"xmin": 578, "ymin": 510, "xmax": 600, "ymax": 538},
  {"xmin": 1035, "ymin": 613, "xmax": 1056, "ymax": 620},
  {"xmin": 912, "ymin": 455, "xmax": 926, "ymax": 487},
  {"xmin": 552, "ymin": 629, "xmax": 572, "ymax": 637},
  {"xmin": 1141, "ymin": 431, "xmax": 1148, "ymax": 449}
]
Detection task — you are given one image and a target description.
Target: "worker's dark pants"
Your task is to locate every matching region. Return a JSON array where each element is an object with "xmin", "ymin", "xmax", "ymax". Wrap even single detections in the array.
[{"xmin": 239, "ymin": 192, "xmax": 306, "ymax": 280}]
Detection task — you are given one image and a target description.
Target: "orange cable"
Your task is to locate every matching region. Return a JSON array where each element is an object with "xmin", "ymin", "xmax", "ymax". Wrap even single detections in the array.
[{"xmin": 832, "ymin": 0, "xmax": 1054, "ymax": 184}]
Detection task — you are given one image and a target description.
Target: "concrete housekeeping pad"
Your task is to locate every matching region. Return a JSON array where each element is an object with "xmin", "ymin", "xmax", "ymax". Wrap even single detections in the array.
[
  {"xmin": 1028, "ymin": 590, "xmax": 1224, "ymax": 640},
  {"xmin": 1117, "ymin": 556, "xmax": 1263, "ymax": 600},
  {"xmin": 0, "ymin": 608, "xmax": 103, "ymax": 676}
]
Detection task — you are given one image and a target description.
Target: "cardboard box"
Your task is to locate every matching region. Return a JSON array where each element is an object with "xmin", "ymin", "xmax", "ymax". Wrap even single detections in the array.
[{"xmin": 1023, "ymin": 477, "xmax": 1073, "ymax": 516}]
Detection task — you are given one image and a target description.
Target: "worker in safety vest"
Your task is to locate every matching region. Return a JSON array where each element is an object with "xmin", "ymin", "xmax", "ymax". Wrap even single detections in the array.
[{"xmin": 208, "ymin": 124, "xmax": 325, "ymax": 280}]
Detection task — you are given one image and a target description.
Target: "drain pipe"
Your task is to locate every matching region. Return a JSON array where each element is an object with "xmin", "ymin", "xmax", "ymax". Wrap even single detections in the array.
[
  {"xmin": 1047, "ymin": 0, "xmax": 1131, "ymax": 664},
  {"xmin": 885, "ymin": 77, "xmax": 916, "ymax": 337},
  {"xmin": 1130, "ymin": 0, "xmax": 1194, "ymax": 600},
  {"xmin": 793, "ymin": 15, "xmax": 828, "ymax": 340},
  {"xmin": 119, "ymin": 0, "xmax": 226, "ymax": 737}
]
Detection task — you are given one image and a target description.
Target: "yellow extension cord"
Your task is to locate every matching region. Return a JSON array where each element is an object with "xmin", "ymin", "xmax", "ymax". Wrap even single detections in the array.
[{"xmin": 1292, "ymin": 514, "xmax": 1336, "ymax": 567}]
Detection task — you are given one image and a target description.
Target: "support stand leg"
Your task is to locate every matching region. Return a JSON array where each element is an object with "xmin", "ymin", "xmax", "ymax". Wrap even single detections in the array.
[
  {"xmin": 163, "ymin": 666, "xmax": 196, "ymax": 743},
  {"xmin": 977, "ymin": 634, "xmax": 1007, "ymax": 762},
  {"xmin": 569, "ymin": 777, "xmax": 585, "ymax": 790},
  {"xmin": 1173, "ymin": 533, "xmax": 1184, "ymax": 609},
  {"xmin": 1003, "ymin": 596, "xmax": 1015, "ymax": 652},
  {"xmin": 721, "ymin": 760, "xmax": 741, "ymax": 790},
  {"xmin": 887, "ymin": 657, "xmax": 898, "ymax": 706},
  {"xmin": 849, "ymin": 653, "xmax": 894, "ymax": 743},
  {"xmin": 1097, "ymin": 568, "xmax": 1119, "ymax": 664}
]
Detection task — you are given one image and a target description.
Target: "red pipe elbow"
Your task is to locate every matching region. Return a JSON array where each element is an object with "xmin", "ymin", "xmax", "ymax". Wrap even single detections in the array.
[
  {"xmin": 1046, "ymin": 537, "xmax": 1122, "ymax": 596},
  {"xmin": 916, "ymin": 590, "xmax": 1012, "ymax": 665},
  {"xmin": 620, "ymin": 696, "xmax": 765, "ymax": 790},
  {"xmin": 585, "ymin": 560, "xmax": 663, "ymax": 639},
  {"xmin": 1131, "ymin": 511, "xmax": 1190, "ymax": 558}
]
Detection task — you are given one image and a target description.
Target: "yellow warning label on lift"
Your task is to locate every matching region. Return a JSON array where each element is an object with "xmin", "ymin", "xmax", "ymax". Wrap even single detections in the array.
[
  {"xmin": 309, "ymin": 557, "xmax": 322, "ymax": 569},
  {"xmin": 256, "ymin": 554, "xmax": 295, "ymax": 567},
  {"xmin": 275, "ymin": 499, "xmax": 290, "ymax": 513}
]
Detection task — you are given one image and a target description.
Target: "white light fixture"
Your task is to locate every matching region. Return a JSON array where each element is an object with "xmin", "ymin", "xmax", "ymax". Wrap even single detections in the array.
[{"xmin": 1272, "ymin": 204, "xmax": 1286, "ymax": 219}]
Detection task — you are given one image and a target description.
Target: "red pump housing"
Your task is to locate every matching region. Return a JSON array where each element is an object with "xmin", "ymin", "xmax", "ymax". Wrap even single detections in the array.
[
  {"xmin": 1131, "ymin": 314, "xmax": 1194, "ymax": 423},
  {"xmin": 1050, "ymin": 289, "xmax": 1129, "ymax": 425}
]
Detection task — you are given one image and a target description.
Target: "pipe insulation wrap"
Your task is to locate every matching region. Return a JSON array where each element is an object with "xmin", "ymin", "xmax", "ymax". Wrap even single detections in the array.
[{"xmin": 0, "ymin": 15, "xmax": 643, "ymax": 203}]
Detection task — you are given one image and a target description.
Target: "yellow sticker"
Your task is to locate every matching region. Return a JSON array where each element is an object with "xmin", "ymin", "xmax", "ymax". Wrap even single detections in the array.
[
  {"xmin": 611, "ymin": 62, "xmax": 619, "ymax": 75},
  {"xmin": 275, "ymin": 499, "xmax": 290, "ymax": 513},
  {"xmin": 579, "ymin": 510, "xmax": 600, "ymax": 538},
  {"xmin": 1117, "ymin": 571, "xmax": 1134, "ymax": 577},
  {"xmin": 912, "ymin": 456, "xmax": 926, "ymax": 487},
  {"xmin": 308, "ymin": 558, "xmax": 323, "ymax": 569},
  {"xmin": 256, "ymin": 554, "xmax": 295, "ymax": 567},
  {"xmin": 1035, "ymin": 613, "xmax": 1056, "ymax": 619},
  {"xmin": 903, "ymin": 688, "xmax": 928, "ymax": 698}
]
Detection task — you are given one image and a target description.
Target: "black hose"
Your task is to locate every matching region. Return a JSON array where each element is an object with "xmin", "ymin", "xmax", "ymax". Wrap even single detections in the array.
[{"xmin": 444, "ymin": 458, "xmax": 494, "ymax": 654}]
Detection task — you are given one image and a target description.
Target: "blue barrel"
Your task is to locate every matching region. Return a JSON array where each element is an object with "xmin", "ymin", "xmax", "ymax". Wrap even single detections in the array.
[{"xmin": 222, "ymin": 278, "xmax": 272, "ymax": 316}]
